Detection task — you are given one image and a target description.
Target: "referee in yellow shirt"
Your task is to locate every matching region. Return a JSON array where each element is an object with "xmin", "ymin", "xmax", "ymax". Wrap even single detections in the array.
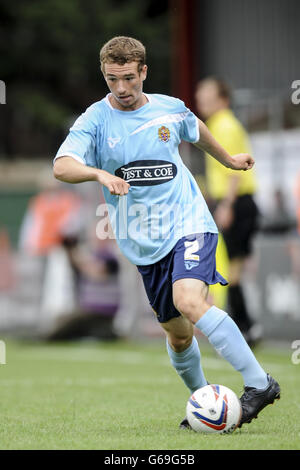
[{"xmin": 195, "ymin": 77, "xmax": 261, "ymax": 346}]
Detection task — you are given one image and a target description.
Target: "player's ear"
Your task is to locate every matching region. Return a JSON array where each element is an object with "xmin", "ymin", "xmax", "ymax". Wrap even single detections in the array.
[
  {"xmin": 140, "ymin": 64, "xmax": 148, "ymax": 81},
  {"xmin": 100, "ymin": 63, "xmax": 107, "ymax": 81}
]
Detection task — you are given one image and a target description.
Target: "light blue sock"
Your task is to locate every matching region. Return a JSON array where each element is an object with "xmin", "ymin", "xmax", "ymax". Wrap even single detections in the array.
[
  {"xmin": 166, "ymin": 336, "xmax": 207, "ymax": 393},
  {"xmin": 195, "ymin": 306, "xmax": 268, "ymax": 389}
]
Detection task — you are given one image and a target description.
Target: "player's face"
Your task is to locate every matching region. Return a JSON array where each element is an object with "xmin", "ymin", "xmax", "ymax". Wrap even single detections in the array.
[
  {"xmin": 195, "ymin": 82, "xmax": 228, "ymax": 120},
  {"xmin": 104, "ymin": 61, "xmax": 148, "ymax": 111}
]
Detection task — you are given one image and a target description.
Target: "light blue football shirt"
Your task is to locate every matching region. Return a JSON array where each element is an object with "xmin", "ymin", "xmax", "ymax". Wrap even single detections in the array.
[{"xmin": 55, "ymin": 93, "xmax": 218, "ymax": 265}]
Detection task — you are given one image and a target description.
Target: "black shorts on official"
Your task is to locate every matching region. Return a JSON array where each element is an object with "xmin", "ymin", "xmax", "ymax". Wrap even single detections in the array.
[
  {"xmin": 221, "ymin": 194, "xmax": 259, "ymax": 259},
  {"xmin": 137, "ymin": 233, "xmax": 228, "ymax": 323}
]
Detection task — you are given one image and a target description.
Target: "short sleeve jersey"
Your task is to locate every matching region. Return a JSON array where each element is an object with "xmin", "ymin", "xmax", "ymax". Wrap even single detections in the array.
[{"xmin": 55, "ymin": 93, "xmax": 218, "ymax": 265}]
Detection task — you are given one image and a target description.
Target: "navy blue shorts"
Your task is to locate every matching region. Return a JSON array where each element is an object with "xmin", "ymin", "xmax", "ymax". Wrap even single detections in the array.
[{"xmin": 137, "ymin": 233, "xmax": 228, "ymax": 323}]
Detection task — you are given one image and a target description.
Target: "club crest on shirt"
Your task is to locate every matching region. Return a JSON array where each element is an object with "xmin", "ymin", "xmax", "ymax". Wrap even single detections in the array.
[{"xmin": 158, "ymin": 126, "xmax": 170, "ymax": 143}]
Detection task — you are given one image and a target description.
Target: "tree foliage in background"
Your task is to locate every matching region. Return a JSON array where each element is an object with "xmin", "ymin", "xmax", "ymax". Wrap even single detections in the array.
[{"xmin": 0, "ymin": 0, "xmax": 170, "ymax": 158}]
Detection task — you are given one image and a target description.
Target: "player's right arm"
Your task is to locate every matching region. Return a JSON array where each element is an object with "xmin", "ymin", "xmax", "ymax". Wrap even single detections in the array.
[
  {"xmin": 53, "ymin": 156, "xmax": 130, "ymax": 196},
  {"xmin": 194, "ymin": 118, "xmax": 255, "ymax": 171}
]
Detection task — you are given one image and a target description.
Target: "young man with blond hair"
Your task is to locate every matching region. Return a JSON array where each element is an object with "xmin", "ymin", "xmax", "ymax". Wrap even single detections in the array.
[{"xmin": 53, "ymin": 36, "xmax": 280, "ymax": 428}]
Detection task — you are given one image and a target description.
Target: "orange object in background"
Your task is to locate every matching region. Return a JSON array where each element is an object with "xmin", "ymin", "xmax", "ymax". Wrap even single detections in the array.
[{"xmin": 21, "ymin": 190, "xmax": 81, "ymax": 256}]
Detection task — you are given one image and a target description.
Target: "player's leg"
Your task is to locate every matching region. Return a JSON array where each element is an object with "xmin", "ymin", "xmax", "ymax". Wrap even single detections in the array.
[
  {"xmin": 173, "ymin": 277, "xmax": 268, "ymax": 389},
  {"xmin": 227, "ymin": 251, "xmax": 252, "ymax": 325},
  {"xmin": 227, "ymin": 257, "xmax": 263, "ymax": 346},
  {"xmin": 136, "ymin": 255, "xmax": 207, "ymax": 397},
  {"xmin": 160, "ymin": 314, "xmax": 209, "ymax": 430},
  {"xmin": 222, "ymin": 195, "xmax": 262, "ymax": 344},
  {"xmin": 227, "ymin": 257, "xmax": 253, "ymax": 330},
  {"xmin": 173, "ymin": 278, "xmax": 280, "ymax": 426},
  {"xmin": 160, "ymin": 314, "xmax": 208, "ymax": 394}
]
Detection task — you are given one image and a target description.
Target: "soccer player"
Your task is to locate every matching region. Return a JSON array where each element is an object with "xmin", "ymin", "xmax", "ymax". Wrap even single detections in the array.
[
  {"xmin": 53, "ymin": 36, "xmax": 280, "ymax": 428},
  {"xmin": 195, "ymin": 77, "xmax": 262, "ymax": 346}
]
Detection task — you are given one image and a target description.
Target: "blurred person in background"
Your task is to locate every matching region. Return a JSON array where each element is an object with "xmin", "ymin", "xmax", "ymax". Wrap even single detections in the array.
[
  {"xmin": 18, "ymin": 170, "xmax": 83, "ymax": 329},
  {"xmin": 19, "ymin": 169, "xmax": 82, "ymax": 257},
  {"xmin": 20, "ymin": 169, "xmax": 120, "ymax": 339},
  {"xmin": 48, "ymin": 230, "xmax": 120, "ymax": 340},
  {"xmin": 195, "ymin": 77, "xmax": 261, "ymax": 347}
]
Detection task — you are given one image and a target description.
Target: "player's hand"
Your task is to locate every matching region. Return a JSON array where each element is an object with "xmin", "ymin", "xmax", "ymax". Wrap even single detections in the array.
[
  {"xmin": 97, "ymin": 170, "xmax": 130, "ymax": 196},
  {"xmin": 228, "ymin": 153, "xmax": 255, "ymax": 171}
]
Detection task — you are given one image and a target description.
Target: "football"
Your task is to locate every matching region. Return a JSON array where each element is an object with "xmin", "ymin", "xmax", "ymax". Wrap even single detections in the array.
[{"xmin": 186, "ymin": 384, "xmax": 242, "ymax": 433}]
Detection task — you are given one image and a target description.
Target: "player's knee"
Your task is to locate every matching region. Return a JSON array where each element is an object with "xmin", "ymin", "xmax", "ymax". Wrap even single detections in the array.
[
  {"xmin": 173, "ymin": 291, "xmax": 193, "ymax": 315},
  {"xmin": 168, "ymin": 334, "xmax": 193, "ymax": 353},
  {"xmin": 173, "ymin": 295, "xmax": 207, "ymax": 323}
]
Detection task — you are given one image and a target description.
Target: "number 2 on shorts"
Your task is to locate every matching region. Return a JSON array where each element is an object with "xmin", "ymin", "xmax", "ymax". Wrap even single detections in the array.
[{"xmin": 184, "ymin": 240, "xmax": 200, "ymax": 261}]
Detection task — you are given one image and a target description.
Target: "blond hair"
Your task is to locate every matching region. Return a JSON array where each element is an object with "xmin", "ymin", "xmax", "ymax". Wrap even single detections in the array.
[{"xmin": 100, "ymin": 36, "xmax": 146, "ymax": 74}]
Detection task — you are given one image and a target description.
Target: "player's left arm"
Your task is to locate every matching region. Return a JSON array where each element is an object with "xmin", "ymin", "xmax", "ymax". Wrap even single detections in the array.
[{"xmin": 193, "ymin": 118, "xmax": 255, "ymax": 171}]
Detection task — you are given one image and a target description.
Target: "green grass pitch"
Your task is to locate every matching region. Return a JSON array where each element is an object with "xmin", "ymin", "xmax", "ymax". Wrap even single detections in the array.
[{"xmin": 0, "ymin": 337, "xmax": 299, "ymax": 450}]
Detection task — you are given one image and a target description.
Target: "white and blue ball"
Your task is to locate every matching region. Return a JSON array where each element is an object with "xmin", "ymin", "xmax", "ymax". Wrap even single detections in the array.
[{"xmin": 186, "ymin": 384, "xmax": 242, "ymax": 434}]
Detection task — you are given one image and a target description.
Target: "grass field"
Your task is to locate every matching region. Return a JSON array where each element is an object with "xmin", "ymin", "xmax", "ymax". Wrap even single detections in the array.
[{"xmin": 0, "ymin": 337, "xmax": 299, "ymax": 450}]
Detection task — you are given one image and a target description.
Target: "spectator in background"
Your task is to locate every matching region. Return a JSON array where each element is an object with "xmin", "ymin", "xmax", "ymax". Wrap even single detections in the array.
[
  {"xmin": 19, "ymin": 169, "xmax": 82, "ymax": 256},
  {"xmin": 54, "ymin": 230, "xmax": 120, "ymax": 340},
  {"xmin": 19, "ymin": 169, "xmax": 121, "ymax": 339},
  {"xmin": 195, "ymin": 77, "xmax": 261, "ymax": 346}
]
